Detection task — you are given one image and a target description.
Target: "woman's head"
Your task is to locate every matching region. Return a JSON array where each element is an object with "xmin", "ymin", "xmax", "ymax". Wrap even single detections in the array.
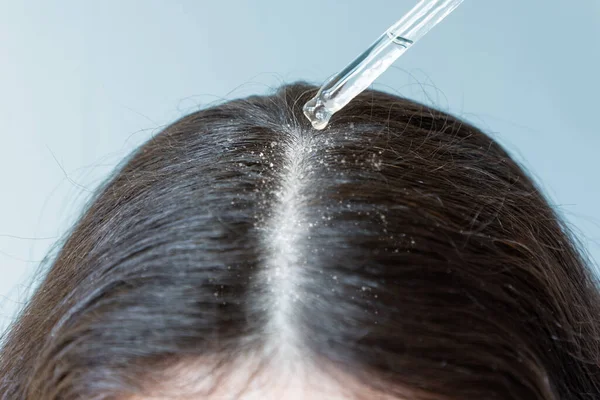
[{"xmin": 1, "ymin": 83, "xmax": 599, "ymax": 399}]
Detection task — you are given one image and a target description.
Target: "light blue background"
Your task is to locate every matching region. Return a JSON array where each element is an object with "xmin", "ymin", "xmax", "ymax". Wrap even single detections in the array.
[{"xmin": 1, "ymin": 1, "xmax": 599, "ymax": 333}]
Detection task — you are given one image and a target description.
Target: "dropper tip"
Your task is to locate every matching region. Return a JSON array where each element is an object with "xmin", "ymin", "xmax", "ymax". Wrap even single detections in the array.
[{"xmin": 303, "ymin": 95, "xmax": 332, "ymax": 130}]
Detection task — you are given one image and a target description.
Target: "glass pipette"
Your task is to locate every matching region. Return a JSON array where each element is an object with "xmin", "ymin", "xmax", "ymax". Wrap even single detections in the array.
[{"xmin": 303, "ymin": 0, "xmax": 465, "ymax": 130}]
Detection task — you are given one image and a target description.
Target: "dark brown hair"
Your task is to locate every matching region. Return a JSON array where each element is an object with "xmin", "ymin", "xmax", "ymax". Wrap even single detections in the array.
[{"xmin": 1, "ymin": 83, "xmax": 599, "ymax": 399}]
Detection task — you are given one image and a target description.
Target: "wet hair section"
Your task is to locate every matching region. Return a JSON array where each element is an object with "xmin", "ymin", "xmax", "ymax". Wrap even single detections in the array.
[{"xmin": 1, "ymin": 83, "xmax": 600, "ymax": 400}]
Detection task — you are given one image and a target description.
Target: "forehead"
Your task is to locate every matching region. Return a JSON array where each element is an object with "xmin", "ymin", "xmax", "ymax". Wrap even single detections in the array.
[{"xmin": 124, "ymin": 357, "xmax": 401, "ymax": 400}]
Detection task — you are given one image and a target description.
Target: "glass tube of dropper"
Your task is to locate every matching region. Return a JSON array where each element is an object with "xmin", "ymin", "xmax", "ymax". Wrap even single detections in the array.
[{"xmin": 303, "ymin": 0, "xmax": 465, "ymax": 130}]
